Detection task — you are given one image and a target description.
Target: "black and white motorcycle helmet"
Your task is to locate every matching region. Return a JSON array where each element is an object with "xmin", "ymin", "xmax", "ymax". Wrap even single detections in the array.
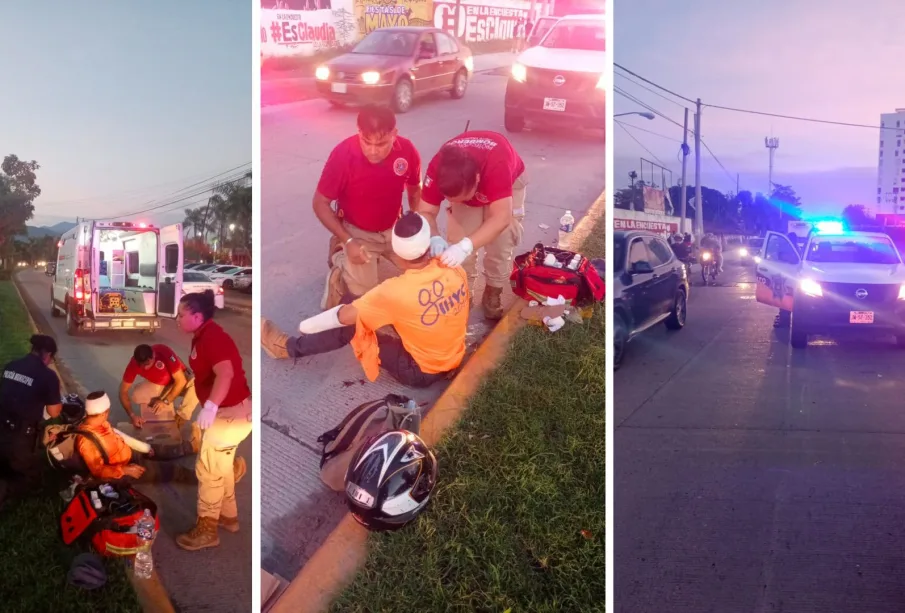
[{"xmin": 344, "ymin": 430, "xmax": 438, "ymax": 531}]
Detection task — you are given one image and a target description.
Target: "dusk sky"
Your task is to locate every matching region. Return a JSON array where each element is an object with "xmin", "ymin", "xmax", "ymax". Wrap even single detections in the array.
[
  {"xmin": 614, "ymin": 0, "xmax": 905, "ymax": 215},
  {"xmin": 0, "ymin": 1, "xmax": 251, "ymax": 227}
]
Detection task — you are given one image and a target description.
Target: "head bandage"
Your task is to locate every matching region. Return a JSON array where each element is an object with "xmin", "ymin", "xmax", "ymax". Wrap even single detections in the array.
[
  {"xmin": 392, "ymin": 213, "xmax": 431, "ymax": 261},
  {"xmin": 85, "ymin": 393, "xmax": 111, "ymax": 416}
]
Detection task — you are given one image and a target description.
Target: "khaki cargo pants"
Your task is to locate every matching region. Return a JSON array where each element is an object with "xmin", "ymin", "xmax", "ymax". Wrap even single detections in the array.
[
  {"xmin": 130, "ymin": 379, "xmax": 199, "ymax": 421},
  {"xmin": 332, "ymin": 222, "xmax": 398, "ymax": 297},
  {"xmin": 196, "ymin": 397, "xmax": 252, "ymax": 520},
  {"xmin": 447, "ymin": 171, "xmax": 528, "ymax": 290}
]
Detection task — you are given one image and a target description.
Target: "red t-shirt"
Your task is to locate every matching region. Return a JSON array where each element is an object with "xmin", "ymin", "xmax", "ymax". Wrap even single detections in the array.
[
  {"xmin": 190, "ymin": 320, "xmax": 251, "ymax": 408},
  {"xmin": 121, "ymin": 344, "xmax": 186, "ymax": 386},
  {"xmin": 422, "ymin": 131, "xmax": 525, "ymax": 207},
  {"xmin": 316, "ymin": 135, "xmax": 421, "ymax": 232}
]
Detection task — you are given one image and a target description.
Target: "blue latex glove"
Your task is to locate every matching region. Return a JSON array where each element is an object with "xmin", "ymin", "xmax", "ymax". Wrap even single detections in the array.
[{"xmin": 429, "ymin": 236, "xmax": 449, "ymax": 257}]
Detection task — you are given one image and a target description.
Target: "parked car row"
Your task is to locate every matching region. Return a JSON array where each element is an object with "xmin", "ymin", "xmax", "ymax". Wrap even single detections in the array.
[{"xmin": 184, "ymin": 263, "xmax": 252, "ymax": 292}]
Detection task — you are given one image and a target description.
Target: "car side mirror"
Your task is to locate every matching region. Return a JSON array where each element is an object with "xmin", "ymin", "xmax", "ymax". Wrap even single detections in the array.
[{"xmin": 631, "ymin": 261, "xmax": 654, "ymax": 275}]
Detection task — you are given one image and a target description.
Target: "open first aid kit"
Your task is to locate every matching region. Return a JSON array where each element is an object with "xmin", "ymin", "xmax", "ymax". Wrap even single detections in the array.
[
  {"xmin": 60, "ymin": 482, "xmax": 160, "ymax": 557},
  {"xmin": 510, "ymin": 243, "xmax": 605, "ymax": 306}
]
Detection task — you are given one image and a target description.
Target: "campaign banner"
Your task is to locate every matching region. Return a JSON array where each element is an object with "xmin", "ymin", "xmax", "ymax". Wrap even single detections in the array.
[
  {"xmin": 642, "ymin": 186, "xmax": 665, "ymax": 214},
  {"xmin": 261, "ymin": 7, "xmax": 357, "ymax": 57},
  {"xmin": 354, "ymin": 0, "xmax": 434, "ymax": 38},
  {"xmin": 434, "ymin": 0, "xmax": 529, "ymax": 43},
  {"xmin": 613, "ymin": 217, "xmax": 678, "ymax": 237}
]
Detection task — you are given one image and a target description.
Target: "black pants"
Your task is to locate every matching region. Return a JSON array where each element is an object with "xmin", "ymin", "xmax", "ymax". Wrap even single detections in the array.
[
  {"xmin": 0, "ymin": 425, "xmax": 42, "ymax": 504},
  {"xmin": 288, "ymin": 326, "xmax": 449, "ymax": 388}
]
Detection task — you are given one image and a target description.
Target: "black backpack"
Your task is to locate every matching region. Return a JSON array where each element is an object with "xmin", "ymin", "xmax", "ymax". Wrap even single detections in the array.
[{"xmin": 44, "ymin": 423, "xmax": 110, "ymax": 474}]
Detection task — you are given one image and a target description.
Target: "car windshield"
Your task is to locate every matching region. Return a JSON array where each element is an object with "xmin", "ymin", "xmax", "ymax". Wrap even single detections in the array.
[
  {"xmin": 184, "ymin": 272, "xmax": 212, "ymax": 282},
  {"xmin": 217, "ymin": 266, "xmax": 240, "ymax": 273},
  {"xmin": 196, "ymin": 264, "xmax": 216, "ymax": 270},
  {"xmin": 529, "ymin": 19, "xmax": 557, "ymax": 43},
  {"xmin": 351, "ymin": 31, "xmax": 418, "ymax": 57},
  {"xmin": 613, "ymin": 239, "xmax": 626, "ymax": 272},
  {"xmin": 541, "ymin": 22, "xmax": 605, "ymax": 51},
  {"xmin": 805, "ymin": 236, "xmax": 901, "ymax": 265}
]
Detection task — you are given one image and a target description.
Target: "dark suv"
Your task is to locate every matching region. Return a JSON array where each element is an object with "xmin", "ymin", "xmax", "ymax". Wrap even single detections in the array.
[{"xmin": 613, "ymin": 230, "xmax": 689, "ymax": 369}]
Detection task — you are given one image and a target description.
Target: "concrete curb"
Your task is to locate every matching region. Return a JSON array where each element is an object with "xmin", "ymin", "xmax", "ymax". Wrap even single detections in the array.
[
  {"xmin": 10, "ymin": 274, "xmax": 176, "ymax": 613},
  {"xmin": 268, "ymin": 187, "xmax": 606, "ymax": 613}
]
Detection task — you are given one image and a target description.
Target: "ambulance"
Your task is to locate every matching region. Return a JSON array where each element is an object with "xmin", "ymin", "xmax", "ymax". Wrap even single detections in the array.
[{"xmin": 50, "ymin": 221, "xmax": 183, "ymax": 335}]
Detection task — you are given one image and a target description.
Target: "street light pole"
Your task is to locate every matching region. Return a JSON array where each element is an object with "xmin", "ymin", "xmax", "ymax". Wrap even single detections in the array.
[
  {"xmin": 680, "ymin": 107, "xmax": 689, "ymax": 235},
  {"xmin": 766, "ymin": 136, "xmax": 779, "ymax": 223},
  {"xmin": 694, "ymin": 99, "xmax": 703, "ymax": 237}
]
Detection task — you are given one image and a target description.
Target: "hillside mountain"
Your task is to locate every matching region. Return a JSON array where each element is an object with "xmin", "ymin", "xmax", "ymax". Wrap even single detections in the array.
[{"xmin": 23, "ymin": 221, "xmax": 77, "ymax": 238}]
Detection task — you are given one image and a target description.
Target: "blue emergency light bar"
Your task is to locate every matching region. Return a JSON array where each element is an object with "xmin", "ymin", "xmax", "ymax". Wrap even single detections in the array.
[
  {"xmin": 104, "ymin": 221, "xmax": 154, "ymax": 228},
  {"xmin": 815, "ymin": 221, "xmax": 844, "ymax": 235}
]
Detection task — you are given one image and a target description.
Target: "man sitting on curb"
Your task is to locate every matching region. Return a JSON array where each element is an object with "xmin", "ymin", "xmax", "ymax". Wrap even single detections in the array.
[
  {"xmin": 77, "ymin": 391, "xmax": 197, "ymax": 484},
  {"xmin": 261, "ymin": 212, "xmax": 469, "ymax": 388}
]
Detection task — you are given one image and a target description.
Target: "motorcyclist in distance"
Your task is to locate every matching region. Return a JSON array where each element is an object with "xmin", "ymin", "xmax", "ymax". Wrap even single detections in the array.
[{"xmin": 700, "ymin": 232, "xmax": 723, "ymax": 273}]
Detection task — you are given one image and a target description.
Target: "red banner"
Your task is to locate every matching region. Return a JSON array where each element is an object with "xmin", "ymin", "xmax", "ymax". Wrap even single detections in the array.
[{"xmin": 613, "ymin": 217, "xmax": 678, "ymax": 237}]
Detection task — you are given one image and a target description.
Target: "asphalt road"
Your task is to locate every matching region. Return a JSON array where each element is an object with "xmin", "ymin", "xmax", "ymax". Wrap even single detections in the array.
[
  {"xmin": 615, "ymin": 254, "xmax": 905, "ymax": 612},
  {"xmin": 261, "ymin": 69, "xmax": 605, "ymax": 578},
  {"xmin": 17, "ymin": 269, "xmax": 252, "ymax": 613}
]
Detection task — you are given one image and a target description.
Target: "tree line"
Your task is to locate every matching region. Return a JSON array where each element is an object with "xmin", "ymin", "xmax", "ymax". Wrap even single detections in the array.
[
  {"xmin": 182, "ymin": 171, "xmax": 252, "ymax": 263},
  {"xmin": 614, "ymin": 178, "xmax": 803, "ymax": 236}
]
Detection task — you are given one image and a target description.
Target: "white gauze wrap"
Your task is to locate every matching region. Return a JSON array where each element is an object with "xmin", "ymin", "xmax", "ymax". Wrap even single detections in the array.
[
  {"xmin": 299, "ymin": 305, "xmax": 344, "ymax": 334},
  {"xmin": 392, "ymin": 213, "xmax": 431, "ymax": 261},
  {"xmin": 85, "ymin": 393, "xmax": 111, "ymax": 416}
]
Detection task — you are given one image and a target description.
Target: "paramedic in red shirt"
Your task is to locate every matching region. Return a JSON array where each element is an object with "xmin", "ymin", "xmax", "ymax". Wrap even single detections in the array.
[
  {"xmin": 119, "ymin": 343, "xmax": 198, "ymax": 433},
  {"xmin": 417, "ymin": 131, "xmax": 528, "ymax": 320},
  {"xmin": 314, "ymin": 104, "xmax": 422, "ymax": 310},
  {"xmin": 174, "ymin": 290, "xmax": 251, "ymax": 551}
]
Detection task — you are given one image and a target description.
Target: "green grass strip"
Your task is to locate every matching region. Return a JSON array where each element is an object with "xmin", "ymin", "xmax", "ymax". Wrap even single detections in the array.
[{"xmin": 0, "ymin": 280, "xmax": 140, "ymax": 613}]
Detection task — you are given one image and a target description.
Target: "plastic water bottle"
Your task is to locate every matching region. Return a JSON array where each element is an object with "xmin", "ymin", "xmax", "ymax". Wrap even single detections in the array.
[
  {"xmin": 134, "ymin": 509, "xmax": 156, "ymax": 580},
  {"xmin": 558, "ymin": 210, "xmax": 575, "ymax": 249}
]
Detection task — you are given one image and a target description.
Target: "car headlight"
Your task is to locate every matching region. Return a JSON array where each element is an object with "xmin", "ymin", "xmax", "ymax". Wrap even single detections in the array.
[
  {"xmin": 596, "ymin": 73, "xmax": 606, "ymax": 89},
  {"xmin": 464, "ymin": 56, "xmax": 474, "ymax": 72},
  {"xmin": 315, "ymin": 66, "xmax": 330, "ymax": 81},
  {"xmin": 511, "ymin": 62, "xmax": 527, "ymax": 83},
  {"xmin": 739, "ymin": 248, "xmax": 748, "ymax": 256},
  {"xmin": 800, "ymin": 278, "xmax": 823, "ymax": 297},
  {"xmin": 898, "ymin": 285, "xmax": 905, "ymax": 300},
  {"xmin": 753, "ymin": 255, "xmax": 762, "ymax": 264},
  {"xmin": 361, "ymin": 71, "xmax": 381, "ymax": 85}
]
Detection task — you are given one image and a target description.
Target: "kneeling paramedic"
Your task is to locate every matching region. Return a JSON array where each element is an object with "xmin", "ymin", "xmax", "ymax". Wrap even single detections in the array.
[
  {"xmin": 261, "ymin": 212, "xmax": 469, "ymax": 388},
  {"xmin": 0, "ymin": 335, "xmax": 63, "ymax": 506},
  {"xmin": 76, "ymin": 392, "xmax": 195, "ymax": 484},
  {"xmin": 416, "ymin": 131, "xmax": 527, "ymax": 320},
  {"xmin": 119, "ymin": 343, "xmax": 200, "ymax": 451}
]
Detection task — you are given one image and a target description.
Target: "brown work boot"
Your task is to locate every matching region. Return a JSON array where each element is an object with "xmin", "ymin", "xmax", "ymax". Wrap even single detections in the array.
[
  {"xmin": 218, "ymin": 515, "xmax": 240, "ymax": 533},
  {"xmin": 261, "ymin": 319, "xmax": 290, "ymax": 359},
  {"xmin": 482, "ymin": 285, "xmax": 504, "ymax": 320},
  {"xmin": 327, "ymin": 235, "xmax": 343, "ymax": 269},
  {"xmin": 320, "ymin": 266, "xmax": 346, "ymax": 311},
  {"xmin": 175, "ymin": 516, "xmax": 220, "ymax": 551},
  {"xmin": 233, "ymin": 456, "xmax": 247, "ymax": 484}
]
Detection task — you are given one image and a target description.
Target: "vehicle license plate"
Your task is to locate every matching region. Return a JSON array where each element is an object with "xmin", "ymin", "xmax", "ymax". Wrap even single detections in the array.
[
  {"xmin": 850, "ymin": 311, "xmax": 874, "ymax": 324},
  {"xmin": 543, "ymin": 97, "xmax": 566, "ymax": 112},
  {"xmin": 331, "ymin": 83, "xmax": 347, "ymax": 94}
]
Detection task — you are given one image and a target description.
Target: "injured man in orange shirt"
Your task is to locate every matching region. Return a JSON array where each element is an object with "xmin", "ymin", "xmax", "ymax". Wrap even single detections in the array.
[
  {"xmin": 260, "ymin": 212, "xmax": 470, "ymax": 388},
  {"xmin": 77, "ymin": 391, "xmax": 196, "ymax": 483}
]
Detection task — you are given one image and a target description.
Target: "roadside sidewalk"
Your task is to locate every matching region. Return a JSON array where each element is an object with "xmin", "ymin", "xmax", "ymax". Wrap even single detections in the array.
[{"xmin": 265, "ymin": 191, "xmax": 605, "ymax": 613}]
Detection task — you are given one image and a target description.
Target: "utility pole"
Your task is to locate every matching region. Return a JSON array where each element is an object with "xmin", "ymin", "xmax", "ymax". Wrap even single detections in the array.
[
  {"xmin": 766, "ymin": 136, "xmax": 779, "ymax": 222},
  {"xmin": 679, "ymin": 107, "xmax": 689, "ymax": 234},
  {"xmin": 694, "ymin": 99, "xmax": 703, "ymax": 238}
]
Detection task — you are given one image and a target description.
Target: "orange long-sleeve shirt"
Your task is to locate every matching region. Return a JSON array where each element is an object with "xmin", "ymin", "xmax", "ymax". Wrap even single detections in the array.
[{"xmin": 75, "ymin": 421, "xmax": 133, "ymax": 480}]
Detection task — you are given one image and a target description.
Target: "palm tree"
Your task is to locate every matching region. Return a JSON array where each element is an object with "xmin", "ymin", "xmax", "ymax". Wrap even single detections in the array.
[
  {"xmin": 183, "ymin": 208, "xmax": 205, "ymax": 239},
  {"xmin": 209, "ymin": 171, "xmax": 252, "ymax": 253}
]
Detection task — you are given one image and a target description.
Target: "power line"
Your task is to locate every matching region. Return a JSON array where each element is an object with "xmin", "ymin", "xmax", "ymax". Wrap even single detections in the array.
[
  {"xmin": 617, "ymin": 64, "xmax": 896, "ymax": 132},
  {"xmin": 95, "ymin": 170, "xmax": 251, "ymax": 221},
  {"xmin": 36, "ymin": 162, "xmax": 251, "ymax": 208},
  {"xmin": 615, "ymin": 71, "xmax": 686, "ymax": 108},
  {"xmin": 699, "ymin": 139, "xmax": 736, "ymax": 187},
  {"xmin": 614, "ymin": 63, "xmax": 697, "ymax": 105},
  {"xmin": 616, "ymin": 122, "xmax": 670, "ymax": 170},
  {"xmin": 614, "ymin": 86, "xmax": 686, "ymax": 130},
  {"xmin": 615, "ymin": 120, "xmax": 682, "ymax": 142}
]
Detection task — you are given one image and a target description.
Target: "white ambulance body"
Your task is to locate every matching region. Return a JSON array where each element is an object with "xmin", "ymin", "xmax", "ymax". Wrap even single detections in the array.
[{"xmin": 50, "ymin": 221, "xmax": 183, "ymax": 335}]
